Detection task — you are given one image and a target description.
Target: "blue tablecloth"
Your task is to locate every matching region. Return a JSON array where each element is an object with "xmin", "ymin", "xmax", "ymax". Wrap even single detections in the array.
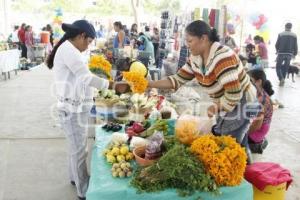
[{"xmin": 87, "ymin": 126, "xmax": 253, "ymax": 200}]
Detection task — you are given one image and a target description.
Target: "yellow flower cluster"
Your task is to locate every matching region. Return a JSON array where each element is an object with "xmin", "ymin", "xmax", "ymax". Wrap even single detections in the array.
[
  {"xmin": 122, "ymin": 71, "xmax": 148, "ymax": 94},
  {"xmin": 190, "ymin": 134, "xmax": 247, "ymax": 186},
  {"xmin": 89, "ymin": 55, "xmax": 112, "ymax": 80}
]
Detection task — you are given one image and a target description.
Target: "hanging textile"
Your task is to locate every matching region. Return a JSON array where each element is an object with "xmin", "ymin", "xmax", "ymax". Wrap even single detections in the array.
[
  {"xmin": 209, "ymin": 9, "xmax": 216, "ymax": 27},
  {"xmin": 218, "ymin": 6, "xmax": 227, "ymax": 39},
  {"xmin": 214, "ymin": 9, "xmax": 220, "ymax": 31},
  {"xmin": 178, "ymin": 45, "xmax": 189, "ymax": 69},
  {"xmin": 173, "ymin": 16, "xmax": 179, "ymax": 33},
  {"xmin": 194, "ymin": 8, "xmax": 201, "ymax": 20},
  {"xmin": 202, "ymin": 8, "xmax": 209, "ymax": 23}
]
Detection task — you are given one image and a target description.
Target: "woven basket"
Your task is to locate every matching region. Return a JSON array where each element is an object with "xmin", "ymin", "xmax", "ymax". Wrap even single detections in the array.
[
  {"xmin": 94, "ymin": 98, "xmax": 119, "ymax": 107},
  {"xmin": 130, "ymin": 106, "xmax": 152, "ymax": 114}
]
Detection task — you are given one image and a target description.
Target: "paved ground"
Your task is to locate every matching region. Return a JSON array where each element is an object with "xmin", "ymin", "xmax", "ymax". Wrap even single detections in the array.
[{"xmin": 0, "ymin": 65, "xmax": 299, "ymax": 200}]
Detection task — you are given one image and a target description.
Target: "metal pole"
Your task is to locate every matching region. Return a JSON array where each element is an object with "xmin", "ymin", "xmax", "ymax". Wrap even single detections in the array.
[{"xmin": 2, "ymin": 0, "xmax": 10, "ymax": 36}]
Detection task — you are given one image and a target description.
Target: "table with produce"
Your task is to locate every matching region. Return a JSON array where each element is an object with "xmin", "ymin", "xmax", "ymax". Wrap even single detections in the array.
[{"xmin": 86, "ymin": 87, "xmax": 253, "ymax": 200}]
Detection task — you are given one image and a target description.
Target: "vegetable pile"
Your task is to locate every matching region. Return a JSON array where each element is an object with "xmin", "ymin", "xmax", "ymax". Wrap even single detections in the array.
[{"xmin": 131, "ymin": 141, "xmax": 218, "ymax": 196}]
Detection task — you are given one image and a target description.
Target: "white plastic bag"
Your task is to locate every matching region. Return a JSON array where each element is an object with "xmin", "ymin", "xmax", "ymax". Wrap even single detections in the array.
[{"xmin": 177, "ymin": 115, "xmax": 215, "ymax": 135}]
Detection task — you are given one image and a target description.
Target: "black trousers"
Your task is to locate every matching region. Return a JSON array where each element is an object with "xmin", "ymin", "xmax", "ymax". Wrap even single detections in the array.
[
  {"xmin": 20, "ymin": 43, "xmax": 27, "ymax": 58},
  {"xmin": 153, "ymin": 43, "xmax": 159, "ymax": 65},
  {"xmin": 276, "ymin": 54, "xmax": 292, "ymax": 81}
]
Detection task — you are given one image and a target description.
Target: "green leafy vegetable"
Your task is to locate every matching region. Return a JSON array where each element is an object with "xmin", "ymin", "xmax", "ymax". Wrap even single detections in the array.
[{"xmin": 131, "ymin": 141, "xmax": 219, "ymax": 197}]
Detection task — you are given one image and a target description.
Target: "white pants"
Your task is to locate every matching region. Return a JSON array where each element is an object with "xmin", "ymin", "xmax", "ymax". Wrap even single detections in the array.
[
  {"xmin": 58, "ymin": 110, "xmax": 89, "ymax": 198},
  {"xmin": 26, "ymin": 45, "xmax": 34, "ymax": 62}
]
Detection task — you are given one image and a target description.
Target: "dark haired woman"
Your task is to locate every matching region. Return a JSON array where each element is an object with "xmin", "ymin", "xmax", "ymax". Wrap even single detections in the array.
[
  {"xmin": 147, "ymin": 20, "xmax": 258, "ymax": 161},
  {"xmin": 113, "ymin": 21, "xmax": 125, "ymax": 48},
  {"xmin": 248, "ymin": 69, "xmax": 274, "ymax": 153},
  {"xmin": 130, "ymin": 23, "xmax": 138, "ymax": 41},
  {"xmin": 25, "ymin": 25, "xmax": 34, "ymax": 61},
  {"xmin": 46, "ymin": 20, "xmax": 112, "ymax": 200},
  {"xmin": 254, "ymin": 35, "xmax": 268, "ymax": 68}
]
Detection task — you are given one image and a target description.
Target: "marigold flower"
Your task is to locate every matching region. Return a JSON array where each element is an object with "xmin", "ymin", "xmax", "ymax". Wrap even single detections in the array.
[
  {"xmin": 122, "ymin": 71, "xmax": 148, "ymax": 93},
  {"xmin": 190, "ymin": 134, "xmax": 247, "ymax": 186},
  {"xmin": 89, "ymin": 55, "xmax": 112, "ymax": 80}
]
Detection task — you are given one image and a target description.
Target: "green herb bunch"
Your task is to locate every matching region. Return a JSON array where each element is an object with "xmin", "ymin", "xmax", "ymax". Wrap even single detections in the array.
[{"xmin": 131, "ymin": 141, "xmax": 218, "ymax": 197}]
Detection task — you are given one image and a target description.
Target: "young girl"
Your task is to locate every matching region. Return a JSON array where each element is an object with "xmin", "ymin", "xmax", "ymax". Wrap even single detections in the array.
[
  {"xmin": 46, "ymin": 20, "xmax": 112, "ymax": 200},
  {"xmin": 254, "ymin": 35, "xmax": 268, "ymax": 68},
  {"xmin": 25, "ymin": 25, "xmax": 34, "ymax": 61},
  {"xmin": 248, "ymin": 69, "xmax": 274, "ymax": 153}
]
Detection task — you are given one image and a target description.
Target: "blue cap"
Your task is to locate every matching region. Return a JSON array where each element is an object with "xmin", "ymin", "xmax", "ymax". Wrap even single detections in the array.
[{"xmin": 62, "ymin": 19, "xmax": 96, "ymax": 39}]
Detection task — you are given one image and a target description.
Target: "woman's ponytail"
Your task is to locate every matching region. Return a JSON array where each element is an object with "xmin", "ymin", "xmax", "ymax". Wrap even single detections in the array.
[
  {"xmin": 46, "ymin": 28, "xmax": 82, "ymax": 69},
  {"xmin": 263, "ymin": 80, "xmax": 274, "ymax": 96},
  {"xmin": 46, "ymin": 34, "xmax": 69, "ymax": 69},
  {"xmin": 210, "ymin": 28, "xmax": 220, "ymax": 42}
]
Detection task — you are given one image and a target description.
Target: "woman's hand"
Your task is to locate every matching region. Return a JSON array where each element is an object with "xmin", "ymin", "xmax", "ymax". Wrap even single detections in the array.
[
  {"xmin": 114, "ymin": 81, "xmax": 130, "ymax": 94},
  {"xmin": 207, "ymin": 103, "xmax": 220, "ymax": 118}
]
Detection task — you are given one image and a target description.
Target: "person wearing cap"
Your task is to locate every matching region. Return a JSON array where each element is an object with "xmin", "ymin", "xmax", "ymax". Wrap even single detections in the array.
[
  {"xmin": 46, "ymin": 19, "xmax": 114, "ymax": 200},
  {"xmin": 275, "ymin": 22, "xmax": 298, "ymax": 86}
]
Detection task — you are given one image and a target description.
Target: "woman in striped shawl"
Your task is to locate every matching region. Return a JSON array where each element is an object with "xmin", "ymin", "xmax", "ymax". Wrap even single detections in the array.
[{"xmin": 148, "ymin": 20, "xmax": 259, "ymax": 163}]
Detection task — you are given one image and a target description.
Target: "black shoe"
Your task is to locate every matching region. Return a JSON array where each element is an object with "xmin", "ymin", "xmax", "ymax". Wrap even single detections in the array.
[
  {"xmin": 249, "ymin": 142, "xmax": 263, "ymax": 154},
  {"xmin": 70, "ymin": 181, "xmax": 76, "ymax": 186},
  {"xmin": 78, "ymin": 196, "xmax": 86, "ymax": 200},
  {"xmin": 261, "ymin": 139, "xmax": 268, "ymax": 150}
]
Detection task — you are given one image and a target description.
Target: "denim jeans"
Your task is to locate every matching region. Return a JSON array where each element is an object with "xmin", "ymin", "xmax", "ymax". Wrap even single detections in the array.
[
  {"xmin": 212, "ymin": 95, "xmax": 260, "ymax": 164},
  {"xmin": 276, "ymin": 54, "xmax": 292, "ymax": 81}
]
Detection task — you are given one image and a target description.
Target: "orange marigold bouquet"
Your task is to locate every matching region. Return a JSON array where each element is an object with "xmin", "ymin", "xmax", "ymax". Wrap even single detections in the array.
[
  {"xmin": 122, "ymin": 71, "xmax": 148, "ymax": 94},
  {"xmin": 89, "ymin": 54, "xmax": 112, "ymax": 80},
  {"xmin": 190, "ymin": 135, "xmax": 247, "ymax": 186}
]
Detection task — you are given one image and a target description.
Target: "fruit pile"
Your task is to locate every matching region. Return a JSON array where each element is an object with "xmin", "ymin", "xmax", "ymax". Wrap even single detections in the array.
[
  {"xmin": 103, "ymin": 141, "xmax": 134, "ymax": 164},
  {"xmin": 125, "ymin": 121, "xmax": 151, "ymax": 138},
  {"xmin": 102, "ymin": 122, "xmax": 122, "ymax": 132},
  {"xmin": 98, "ymin": 89, "xmax": 119, "ymax": 100},
  {"xmin": 103, "ymin": 141, "xmax": 135, "ymax": 178},
  {"xmin": 111, "ymin": 161, "xmax": 133, "ymax": 178}
]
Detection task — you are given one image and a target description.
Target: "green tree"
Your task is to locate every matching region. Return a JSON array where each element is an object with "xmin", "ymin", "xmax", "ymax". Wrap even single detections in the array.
[{"xmin": 143, "ymin": 0, "xmax": 181, "ymax": 15}]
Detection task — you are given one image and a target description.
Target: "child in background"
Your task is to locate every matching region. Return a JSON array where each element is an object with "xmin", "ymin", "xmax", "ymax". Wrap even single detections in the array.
[
  {"xmin": 248, "ymin": 69, "xmax": 274, "ymax": 153},
  {"xmin": 254, "ymin": 35, "xmax": 268, "ymax": 68},
  {"xmin": 246, "ymin": 43, "xmax": 257, "ymax": 67}
]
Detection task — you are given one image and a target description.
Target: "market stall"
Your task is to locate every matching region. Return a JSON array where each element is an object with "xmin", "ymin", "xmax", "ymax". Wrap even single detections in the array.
[
  {"xmin": 0, "ymin": 49, "xmax": 20, "ymax": 80},
  {"xmin": 85, "ymin": 52, "xmax": 254, "ymax": 200}
]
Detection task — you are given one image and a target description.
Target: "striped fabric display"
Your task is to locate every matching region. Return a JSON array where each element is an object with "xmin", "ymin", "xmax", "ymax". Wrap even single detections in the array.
[{"xmin": 168, "ymin": 42, "xmax": 256, "ymax": 112}]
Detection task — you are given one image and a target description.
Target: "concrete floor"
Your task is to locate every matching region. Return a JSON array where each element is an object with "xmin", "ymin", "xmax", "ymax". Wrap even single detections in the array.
[{"xmin": 0, "ymin": 65, "xmax": 299, "ymax": 200}]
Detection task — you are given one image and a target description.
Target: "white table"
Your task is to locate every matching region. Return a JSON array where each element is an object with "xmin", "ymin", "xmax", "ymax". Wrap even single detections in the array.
[{"xmin": 0, "ymin": 49, "xmax": 20, "ymax": 80}]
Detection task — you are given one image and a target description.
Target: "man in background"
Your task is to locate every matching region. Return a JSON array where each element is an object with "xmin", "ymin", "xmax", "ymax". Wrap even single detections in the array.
[
  {"xmin": 275, "ymin": 22, "xmax": 298, "ymax": 86},
  {"xmin": 18, "ymin": 23, "xmax": 27, "ymax": 58}
]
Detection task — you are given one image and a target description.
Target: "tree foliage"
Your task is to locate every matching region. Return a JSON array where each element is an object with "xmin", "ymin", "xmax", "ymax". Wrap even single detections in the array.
[{"xmin": 10, "ymin": 0, "xmax": 180, "ymax": 17}]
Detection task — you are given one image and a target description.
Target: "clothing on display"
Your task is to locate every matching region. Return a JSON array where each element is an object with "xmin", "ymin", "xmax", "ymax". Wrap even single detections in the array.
[
  {"xmin": 202, "ymin": 8, "xmax": 209, "ymax": 23},
  {"xmin": 178, "ymin": 45, "xmax": 189, "ymax": 69},
  {"xmin": 209, "ymin": 9, "xmax": 216, "ymax": 27},
  {"xmin": 214, "ymin": 9, "xmax": 220, "ymax": 31}
]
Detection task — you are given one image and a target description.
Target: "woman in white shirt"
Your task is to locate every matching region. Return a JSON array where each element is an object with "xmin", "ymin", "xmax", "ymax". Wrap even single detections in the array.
[{"xmin": 46, "ymin": 20, "xmax": 110, "ymax": 200}]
